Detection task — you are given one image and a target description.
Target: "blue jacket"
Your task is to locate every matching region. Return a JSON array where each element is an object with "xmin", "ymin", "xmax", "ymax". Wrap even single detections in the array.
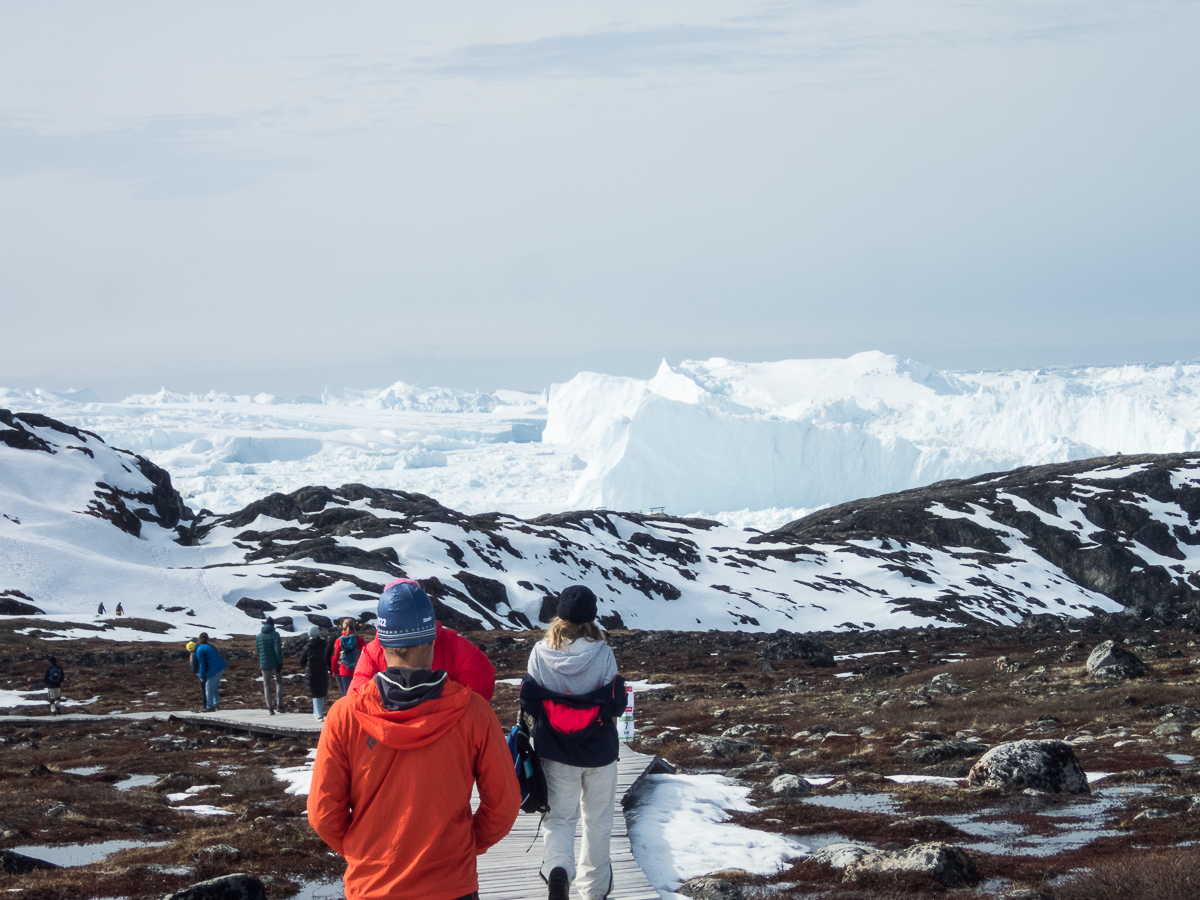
[
  {"xmin": 256, "ymin": 621, "xmax": 283, "ymax": 670},
  {"xmin": 195, "ymin": 643, "xmax": 227, "ymax": 681}
]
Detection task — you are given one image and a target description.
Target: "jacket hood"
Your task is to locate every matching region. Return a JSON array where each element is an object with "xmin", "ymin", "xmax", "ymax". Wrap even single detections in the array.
[
  {"xmin": 260, "ymin": 621, "xmax": 276, "ymax": 634},
  {"xmin": 349, "ymin": 671, "xmax": 472, "ymax": 750},
  {"xmin": 537, "ymin": 637, "xmax": 610, "ymax": 678}
]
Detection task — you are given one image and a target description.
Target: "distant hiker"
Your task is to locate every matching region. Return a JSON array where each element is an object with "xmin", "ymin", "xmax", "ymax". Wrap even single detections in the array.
[
  {"xmin": 115, "ymin": 602, "xmax": 123, "ymax": 616},
  {"xmin": 256, "ymin": 618, "xmax": 285, "ymax": 715},
  {"xmin": 308, "ymin": 579, "xmax": 519, "ymax": 900},
  {"xmin": 330, "ymin": 618, "xmax": 365, "ymax": 696},
  {"xmin": 299, "ymin": 625, "xmax": 329, "ymax": 720},
  {"xmin": 347, "ymin": 578, "xmax": 496, "ymax": 700},
  {"xmin": 96, "ymin": 602, "xmax": 105, "ymax": 616},
  {"xmin": 43, "ymin": 657, "xmax": 65, "ymax": 716},
  {"xmin": 186, "ymin": 640, "xmax": 206, "ymax": 709},
  {"xmin": 520, "ymin": 585, "xmax": 625, "ymax": 900},
  {"xmin": 194, "ymin": 633, "xmax": 227, "ymax": 712}
]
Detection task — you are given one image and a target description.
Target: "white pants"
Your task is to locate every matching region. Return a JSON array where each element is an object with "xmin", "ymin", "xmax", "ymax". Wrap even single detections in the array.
[{"xmin": 541, "ymin": 758, "xmax": 618, "ymax": 900}]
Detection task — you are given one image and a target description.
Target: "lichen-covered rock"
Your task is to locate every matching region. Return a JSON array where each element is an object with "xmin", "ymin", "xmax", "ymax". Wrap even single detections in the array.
[
  {"xmin": 161, "ymin": 873, "xmax": 267, "ymax": 900},
  {"xmin": 1086, "ymin": 640, "xmax": 1146, "ymax": 681},
  {"xmin": 843, "ymin": 842, "xmax": 978, "ymax": 886},
  {"xmin": 967, "ymin": 740, "xmax": 1089, "ymax": 794},
  {"xmin": 808, "ymin": 843, "xmax": 874, "ymax": 868},
  {"xmin": 676, "ymin": 876, "xmax": 745, "ymax": 900},
  {"xmin": 691, "ymin": 735, "xmax": 758, "ymax": 758},
  {"xmin": 769, "ymin": 774, "xmax": 812, "ymax": 797},
  {"xmin": 756, "ymin": 632, "xmax": 835, "ymax": 667}
]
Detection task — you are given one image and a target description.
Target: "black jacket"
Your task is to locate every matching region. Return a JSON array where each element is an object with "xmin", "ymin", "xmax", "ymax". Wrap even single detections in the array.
[
  {"xmin": 299, "ymin": 636, "xmax": 329, "ymax": 698},
  {"xmin": 519, "ymin": 674, "xmax": 626, "ymax": 768}
]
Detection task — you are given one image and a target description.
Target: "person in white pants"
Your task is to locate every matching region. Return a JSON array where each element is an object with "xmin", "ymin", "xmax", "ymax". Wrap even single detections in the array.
[
  {"xmin": 522, "ymin": 585, "xmax": 626, "ymax": 900},
  {"xmin": 542, "ymin": 759, "xmax": 619, "ymax": 898}
]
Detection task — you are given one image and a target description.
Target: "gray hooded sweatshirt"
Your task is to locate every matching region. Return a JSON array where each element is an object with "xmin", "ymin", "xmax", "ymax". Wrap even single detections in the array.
[{"xmin": 527, "ymin": 636, "xmax": 618, "ymax": 695}]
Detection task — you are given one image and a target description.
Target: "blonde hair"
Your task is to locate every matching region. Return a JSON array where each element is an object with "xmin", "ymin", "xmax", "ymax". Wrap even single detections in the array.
[{"xmin": 544, "ymin": 616, "xmax": 605, "ymax": 651}]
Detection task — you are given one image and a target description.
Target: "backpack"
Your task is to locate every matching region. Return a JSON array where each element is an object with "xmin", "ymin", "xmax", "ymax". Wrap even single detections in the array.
[
  {"xmin": 338, "ymin": 634, "xmax": 360, "ymax": 670},
  {"xmin": 507, "ymin": 718, "xmax": 548, "ymax": 814},
  {"xmin": 46, "ymin": 666, "xmax": 63, "ymax": 685}
]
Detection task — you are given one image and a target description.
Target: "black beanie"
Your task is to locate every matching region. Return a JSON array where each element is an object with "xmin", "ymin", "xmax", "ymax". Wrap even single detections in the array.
[{"xmin": 557, "ymin": 585, "xmax": 598, "ymax": 624}]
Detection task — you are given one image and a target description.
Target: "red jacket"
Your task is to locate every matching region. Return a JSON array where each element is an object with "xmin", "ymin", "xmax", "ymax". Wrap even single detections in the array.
[
  {"xmin": 331, "ymin": 633, "xmax": 367, "ymax": 678},
  {"xmin": 349, "ymin": 621, "xmax": 496, "ymax": 701},
  {"xmin": 308, "ymin": 676, "xmax": 519, "ymax": 900}
]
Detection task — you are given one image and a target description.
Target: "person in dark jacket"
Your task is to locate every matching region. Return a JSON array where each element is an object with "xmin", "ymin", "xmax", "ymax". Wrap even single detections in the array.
[
  {"xmin": 194, "ymin": 633, "xmax": 227, "ymax": 712},
  {"xmin": 256, "ymin": 618, "xmax": 285, "ymax": 714},
  {"xmin": 43, "ymin": 657, "xmax": 65, "ymax": 715},
  {"xmin": 96, "ymin": 602, "xmax": 105, "ymax": 616},
  {"xmin": 186, "ymin": 641, "xmax": 206, "ymax": 709},
  {"xmin": 299, "ymin": 625, "xmax": 329, "ymax": 720},
  {"xmin": 520, "ymin": 586, "xmax": 625, "ymax": 900}
]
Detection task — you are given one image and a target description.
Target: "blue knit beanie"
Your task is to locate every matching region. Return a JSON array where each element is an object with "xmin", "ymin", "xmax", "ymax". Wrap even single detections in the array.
[{"xmin": 376, "ymin": 580, "xmax": 436, "ymax": 648}]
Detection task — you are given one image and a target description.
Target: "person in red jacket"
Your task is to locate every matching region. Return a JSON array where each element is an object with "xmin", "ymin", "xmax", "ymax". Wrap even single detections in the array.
[
  {"xmin": 331, "ymin": 618, "xmax": 367, "ymax": 696},
  {"xmin": 308, "ymin": 580, "xmax": 519, "ymax": 900},
  {"xmin": 348, "ymin": 578, "xmax": 496, "ymax": 701}
]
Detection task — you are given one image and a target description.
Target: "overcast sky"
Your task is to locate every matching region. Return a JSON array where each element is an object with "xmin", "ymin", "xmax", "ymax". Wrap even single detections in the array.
[{"xmin": 2, "ymin": 1, "xmax": 1197, "ymax": 398}]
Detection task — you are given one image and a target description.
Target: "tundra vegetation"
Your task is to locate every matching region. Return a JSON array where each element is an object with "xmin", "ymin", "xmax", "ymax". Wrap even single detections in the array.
[{"xmin": 2, "ymin": 615, "xmax": 1199, "ymax": 899}]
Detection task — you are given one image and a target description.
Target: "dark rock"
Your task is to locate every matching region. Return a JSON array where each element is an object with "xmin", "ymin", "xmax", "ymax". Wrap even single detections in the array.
[
  {"xmin": 903, "ymin": 740, "xmax": 987, "ymax": 765},
  {"xmin": 967, "ymin": 740, "xmax": 1089, "ymax": 794},
  {"xmin": 757, "ymin": 632, "xmax": 835, "ymax": 667},
  {"xmin": 0, "ymin": 848, "xmax": 61, "ymax": 874},
  {"xmin": 1086, "ymin": 640, "xmax": 1147, "ymax": 681},
  {"xmin": 161, "ymin": 872, "xmax": 267, "ymax": 900},
  {"xmin": 235, "ymin": 597, "xmax": 276, "ymax": 619},
  {"xmin": 0, "ymin": 589, "xmax": 43, "ymax": 615}
]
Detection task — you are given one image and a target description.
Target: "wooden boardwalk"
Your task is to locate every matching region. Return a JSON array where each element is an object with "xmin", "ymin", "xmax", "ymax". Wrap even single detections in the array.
[
  {"xmin": 2, "ymin": 710, "xmax": 665, "ymax": 898},
  {"xmin": 477, "ymin": 744, "xmax": 661, "ymax": 900}
]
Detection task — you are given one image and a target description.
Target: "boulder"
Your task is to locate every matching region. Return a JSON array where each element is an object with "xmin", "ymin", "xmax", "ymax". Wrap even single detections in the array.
[
  {"xmin": 808, "ymin": 843, "xmax": 875, "ymax": 868},
  {"xmin": 769, "ymin": 774, "xmax": 812, "ymax": 798},
  {"xmin": 843, "ymin": 842, "xmax": 978, "ymax": 886},
  {"xmin": 234, "ymin": 597, "xmax": 276, "ymax": 619},
  {"xmin": 756, "ymin": 632, "xmax": 835, "ymax": 667},
  {"xmin": 904, "ymin": 740, "xmax": 987, "ymax": 765},
  {"xmin": 1086, "ymin": 640, "xmax": 1147, "ymax": 681},
  {"xmin": 161, "ymin": 873, "xmax": 267, "ymax": 900},
  {"xmin": 929, "ymin": 673, "xmax": 964, "ymax": 694},
  {"xmin": 676, "ymin": 877, "xmax": 745, "ymax": 900},
  {"xmin": 691, "ymin": 736, "xmax": 758, "ymax": 758},
  {"xmin": 967, "ymin": 740, "xmax": 1089, "ymax": 794}
]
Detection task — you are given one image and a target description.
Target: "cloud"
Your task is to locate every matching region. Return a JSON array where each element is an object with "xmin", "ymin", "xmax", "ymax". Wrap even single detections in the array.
[
  {"xmin": 0, "ymin": 116, "xmax": 303, "ymax": 197},
  {"xmin": 424, "ymin": 24, "xmax": 787, "ymax": 80}
]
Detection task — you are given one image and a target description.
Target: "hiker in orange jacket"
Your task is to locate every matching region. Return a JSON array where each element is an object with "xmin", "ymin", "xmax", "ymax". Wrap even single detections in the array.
[
  {"xmin": 308, "ymin": 579, "xmax": 519, "ymax": 900},
  {"xmin": 348, "ymin": 578, "xmax": 496, "ymax": 701}
]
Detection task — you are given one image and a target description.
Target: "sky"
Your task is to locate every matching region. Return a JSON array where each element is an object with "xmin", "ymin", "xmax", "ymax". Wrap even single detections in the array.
[{"xmin": 1, "ymin": 1, "xmax": 1198, "ymax": 399}]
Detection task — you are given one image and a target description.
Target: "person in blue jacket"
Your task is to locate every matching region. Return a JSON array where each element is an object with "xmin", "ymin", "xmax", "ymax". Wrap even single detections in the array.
[{"xmin": 194, "ymin": 633, "xmax": 227, "ymax": 712}]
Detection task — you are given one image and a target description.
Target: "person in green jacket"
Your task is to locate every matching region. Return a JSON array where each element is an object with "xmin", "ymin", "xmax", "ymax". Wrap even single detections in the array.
[{"xmin": 256, "ymin": 618, "xmax": 285, "ymax": 715}]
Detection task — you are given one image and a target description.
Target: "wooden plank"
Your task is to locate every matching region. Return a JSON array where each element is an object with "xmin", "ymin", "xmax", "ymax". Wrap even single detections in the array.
[{"xmin": 477, "ymin": 744, "xmax": 661, "ymax": 900}]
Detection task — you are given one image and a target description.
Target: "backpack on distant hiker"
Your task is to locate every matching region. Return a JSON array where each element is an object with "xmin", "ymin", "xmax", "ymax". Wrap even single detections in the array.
[
  {"xmin": 46, "ymin": 666, "xmax": 63, "ymax": 686},
  {"xmin": 507, "ymin": 717, "xmax": 548, "ymax": 814},
  {"xmin": 338, "ymin": 634, "xmax": 361, "ymax": 670}
]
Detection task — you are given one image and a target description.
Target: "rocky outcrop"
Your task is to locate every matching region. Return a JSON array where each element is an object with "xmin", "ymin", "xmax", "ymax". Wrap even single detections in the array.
[
  {"xmin": 161, "ymin": 873, "xmax": 267, "ymax": 900},
  {"xmin": 676, "ymin": 877, "xmax": 745, "ymax": 900},
  {"xmin": 756, "ymin": 633, "xmax": 835, "ymax": 667},
  {"xmin": 967, "ymin": 740, "xmax": 1089, "ymax": 794},
  {"xmin": 842, "ymin": 842, "xmax": 978, "ymax": 886},
  {"xmin": 1086, "ymin": 640, "xmax": 1147, "ymax": 681}
]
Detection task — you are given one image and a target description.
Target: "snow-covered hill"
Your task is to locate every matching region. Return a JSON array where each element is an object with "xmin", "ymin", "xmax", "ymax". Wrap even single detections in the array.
[{"xmin": 5, "ymin": 407, "xmax": 1199, "ymax": 639}]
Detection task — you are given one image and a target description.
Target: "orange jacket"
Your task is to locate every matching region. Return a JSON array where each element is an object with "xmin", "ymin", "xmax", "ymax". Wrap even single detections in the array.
[
  {"xmin": 349, "ymin": 621, "xmax": 496, "ymax": 700},
  {"xmin": 307, "ymin": 675, "xmax": 519, "ymax": 900}
]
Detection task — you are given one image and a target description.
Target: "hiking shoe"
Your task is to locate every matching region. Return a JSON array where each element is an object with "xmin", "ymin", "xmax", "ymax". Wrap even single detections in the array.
[
  {"xmin": 269, "ymin": 709, "xmax": 276, "ymax": 716},
  {"xmin": 548, "ymin": 866, "xmax": 569, "ymax": 900}
]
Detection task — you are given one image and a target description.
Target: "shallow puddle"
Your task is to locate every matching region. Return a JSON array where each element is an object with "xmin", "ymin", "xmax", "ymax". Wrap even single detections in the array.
[
  {"xmin": 114, "ymin": 774, "xmax": 158, "ymax": 791},
  {"xmin": 63, "ymin": 766, "xmax": 105, "ymax": 776},
  {"xmin": 11, "ymin": 839, "xmax": 167, "ymax": 867}
]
